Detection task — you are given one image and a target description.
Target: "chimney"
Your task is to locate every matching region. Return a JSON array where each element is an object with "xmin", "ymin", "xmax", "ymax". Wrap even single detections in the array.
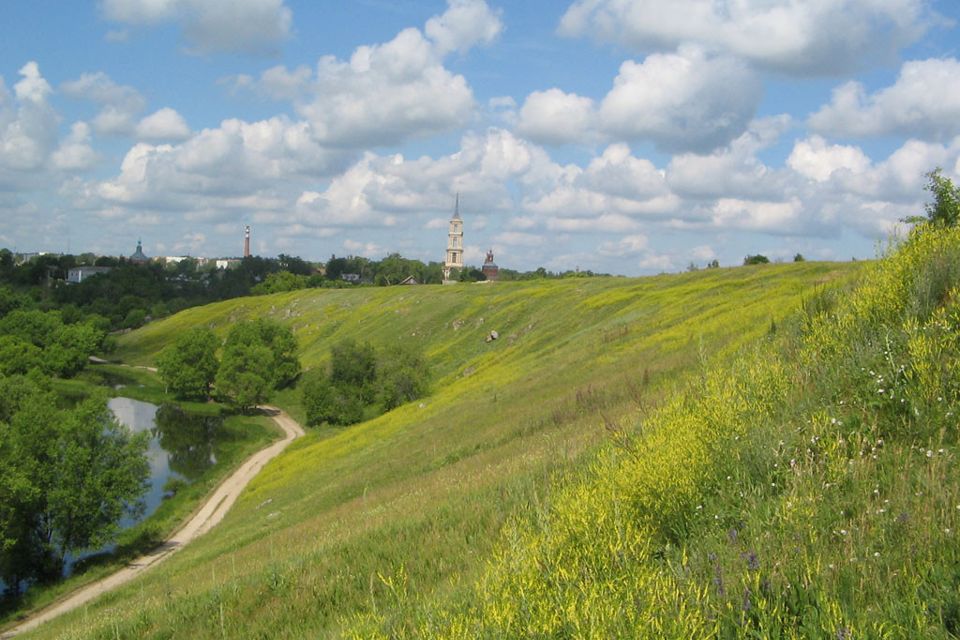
[{"xmin": 244, "ymin": 225, "xmax": 251, "ymax": 258}]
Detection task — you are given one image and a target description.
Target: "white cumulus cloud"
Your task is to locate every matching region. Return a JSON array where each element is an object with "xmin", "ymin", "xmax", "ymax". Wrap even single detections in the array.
[
  {"xmin": 787, "ymin": 135, "xmax": 871, "ymax": 182},
  {"xmin": 558, "ymin": 0, "xmax": 931, "ymax": 75},
  {"xmin": 809, "ymin": 58, "xmax": 960, "ymax": 140},
  {"xmin": 136, "ymin": 107, "xmax": 191, "ymax": 141},
  {"xmin": 425, "ymin": 0, "xmax": 503, "ymax": 56},
  {"xmin": 61, "ymin": 71, "xmax": 146, "ymax": 136},
  {"xmin": 102, "ymin": 0, "xmax": 292, "ymax": 55},
  {"xmin": 52, "ymin": 122, "xmax": 99, "ymax": 171},
  {"xmin": 598, "ymin": 48, "xmax": 761, "ymax": 153}
]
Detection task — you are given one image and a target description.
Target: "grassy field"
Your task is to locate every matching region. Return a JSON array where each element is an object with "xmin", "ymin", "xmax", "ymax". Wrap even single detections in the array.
[
  {"xmin": 343, "ymin": 227, "xmax": 960, "ymax": 639},
  {"xmin": 7, "ymin": 261, "xmax": 863, "ymax": 639}
]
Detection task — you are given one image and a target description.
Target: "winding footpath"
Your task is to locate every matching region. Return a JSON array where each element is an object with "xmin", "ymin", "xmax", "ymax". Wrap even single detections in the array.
[{"xmin": 1, "ymin": 406, "xmax": 305, "ymax": 638}]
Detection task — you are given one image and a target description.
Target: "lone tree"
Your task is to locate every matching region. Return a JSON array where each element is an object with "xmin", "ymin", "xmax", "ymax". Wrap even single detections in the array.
[
  {"xmin": 743, "ymin": 254, "xmax": 770, "ymax": 265},
  {"xmin": 923, "ymin": 168, "xmax": 960, "ymax": 227},
  {"xmin": 157, "ymin": 327, "xmax": 219, "ymax": 400}
]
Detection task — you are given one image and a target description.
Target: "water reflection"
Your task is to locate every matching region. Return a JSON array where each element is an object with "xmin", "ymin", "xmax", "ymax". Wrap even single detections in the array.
[
  {"xmin": 61, "ymin": 399, "xmax": 221, "ymax": 574},
  {"xmin": 153, "ymin": 403, "xmax": 219, "ymax": 481}
]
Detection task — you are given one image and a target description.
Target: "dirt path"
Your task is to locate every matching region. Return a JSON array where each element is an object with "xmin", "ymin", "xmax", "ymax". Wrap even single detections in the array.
[{"xmin": 1, "ymin": 406, "xmax": 305, "ymax": 638}]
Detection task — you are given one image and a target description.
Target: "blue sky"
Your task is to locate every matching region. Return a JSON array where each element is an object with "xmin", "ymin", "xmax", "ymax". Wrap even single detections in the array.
[{"xmin": 2, "ymin": 0, "xmax": 959, "ymax": 274}]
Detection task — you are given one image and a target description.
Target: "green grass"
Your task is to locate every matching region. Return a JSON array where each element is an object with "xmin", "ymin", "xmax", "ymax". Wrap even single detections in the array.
[
  {"xmin": 6, "ymin": 262, "xmax": 864, "ymax": 639},
  {"xmin": 1, "ymin": 368, "xmax": 280, "ymax": 630},
  {"xmin": 338, "ymin": 227, "xmax": 960, "ymax": 639}
]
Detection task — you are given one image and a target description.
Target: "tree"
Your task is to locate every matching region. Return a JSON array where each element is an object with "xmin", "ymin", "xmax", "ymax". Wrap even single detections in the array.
[
  {"xmin": 216, "ymin": 319, "xmax": 300, "ymax": 409},
  {"xmin": 216, "ymin": 342, "xmax": 273, "ymax": 411},
  {"xmin": 330, "ymin": 338, "xmax": 377, "ymax": 402},
  {"xmin": 793, "ymin": 253, "xmax": 805, "ymax": 262},
  {"xmin": 0, "ymin": 389, "xmax": 149, "ymax": 589},
  {"xmin": 377, "ymin": 344, "xmax": 430, "ymax": 411},
  {"xmin": 459, "ymin": 266, "xmax": 487, "ymax": 282},
  {"xmin": 0, "ymin": 335, "xmax": 42, "ymax": 376},
  {"xmin": 301, "ymin": 371, "xmax": 364, "ymax": 426},
  {"xmin": 923, "ymin": 168, "xmax": 960, "ymax": 227},
  {"xmin": 157, "ymin": 327, "xmax": 220, "ymax": 399},
  {"xmin": 251, "ymin": 271, "xmax": 309, "ymax": 295},
  {"xmin": 743, "ymin": 254, "xmax": 770, "ymax": 265}
]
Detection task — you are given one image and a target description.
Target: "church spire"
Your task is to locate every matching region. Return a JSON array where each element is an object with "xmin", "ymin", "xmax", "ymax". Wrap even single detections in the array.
[{"xmin": 443, "ymin": 193, "xmax": 464, "ymax": 283}]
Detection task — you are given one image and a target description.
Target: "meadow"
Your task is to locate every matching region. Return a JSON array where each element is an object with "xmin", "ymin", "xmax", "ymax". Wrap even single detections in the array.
[
  {"xmin": 12, "ymin": 260, "xmax": 860, "ymax": 639},
  {"xmin": 347, "ymin": 226, "xmax": 960, "ymax": 639}
]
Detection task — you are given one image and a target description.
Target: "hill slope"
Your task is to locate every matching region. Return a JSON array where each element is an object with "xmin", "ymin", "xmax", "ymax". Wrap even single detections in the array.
[
  {"xmin": 349, "ymin": 227, "xmax": 960, "ymax": 639},
  {"xmin": 20, "ymin": 263, "xmax": 859, "ymax": 639}
]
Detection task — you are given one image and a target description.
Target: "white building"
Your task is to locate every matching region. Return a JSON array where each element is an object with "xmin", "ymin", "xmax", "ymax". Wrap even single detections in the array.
[{"xmin": 442, "ymin": 194, "xmax": 464, "ymax": 283}]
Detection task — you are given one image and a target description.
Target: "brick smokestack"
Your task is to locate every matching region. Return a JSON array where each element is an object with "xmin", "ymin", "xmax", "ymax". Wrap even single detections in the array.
[{"xmin": 244, "ymin": 225, "xmax": 251, "ymax": 258}]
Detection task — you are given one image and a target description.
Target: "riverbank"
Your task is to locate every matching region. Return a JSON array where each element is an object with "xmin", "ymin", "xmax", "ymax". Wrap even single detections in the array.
[{"xmin": 0, "ymin": 366, "xmax": 283, "ymax": 633}]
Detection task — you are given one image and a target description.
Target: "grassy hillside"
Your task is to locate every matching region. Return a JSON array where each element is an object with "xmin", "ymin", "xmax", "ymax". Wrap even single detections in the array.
[
  {"xmin": 17, "ymin": 262, "xmax": 859, "ymax": 639},
  {"xmin": 345, "ymin": 227, "xmax": 960, "ymax": 639}
]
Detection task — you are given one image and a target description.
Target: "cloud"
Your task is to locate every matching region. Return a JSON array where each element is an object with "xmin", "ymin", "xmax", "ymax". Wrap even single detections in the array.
[
  {"xmin": 667, "ymin": 116, "xmax": 789, "ymax": 199},
  {"xmin": 136, "ymin": 107, "xmax": 191, "ymax": 140},
  {"xmin": 710, "ymin": 198, "xmax": 806, "ymax": 234},
  {"xmin": 61, "ymin": 71, "xmax": 146, "ymax": 135},
  {"xmin": 787, "ymin": 135, "xmax": 871, "ymax": 182},
  {"xmin": 558, "ymin": 0, "xmax": 931, "ymax": 75},
  {"xmin": 516, "ymin": 89, "xmax": 595, "ymax": 145},
  {"xmin": 68, "ymin": 115, "xmax": 349, "ymax": 223},
  {"xmin": 597, "ymin": 233, "xmax": 648, "ymax": 256},
  {"xmin": 238, "ymin": 1, "xmax": 501, "ymax": 148},
  {"xmin": 809, "ymin": 58, "xmax": 960, "ymax": 140},
  {"xmin": 51, "ymin": 122, "xmax": 99, "ymax": 171},
  {"xmin": 0, "ymin": 62, "xmax": 58, "ymax": 175},
  {"xmin": 598, "ymin": 48, "xmax": 761, "ymax": 153},
  {"xmin": 524, "ymin": 143, "xmax": 677, "ymax": 219},
  {"xmin": 515, "ymin": 48, "xmax": 761, "ymax": 152},
  {"xmin": 297, "ymin": 28, "xmax": 474, "ymax": 147},
  {"xmin": 342, "ymin": 239, "xmax": 385, "ymax": 257},
  {"xmin": 101, "ymin": 0, "xmax": 292, "ymax": 55},
  {"xmin": 424, "ymin": 0, "xmax": 503, "ymax": 55},
  {"xmin": 493, "ymin": 231, "xmax": 545, "ymax": 247},
  {"xmin": 294, "ymin": 128, "xmax": 555, "ymax": 230}
]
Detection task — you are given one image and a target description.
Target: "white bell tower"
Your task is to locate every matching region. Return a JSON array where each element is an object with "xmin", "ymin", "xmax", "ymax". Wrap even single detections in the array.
[{"xmin": 443, "ymin": 194, "xmax": 464, "ymax": 283}]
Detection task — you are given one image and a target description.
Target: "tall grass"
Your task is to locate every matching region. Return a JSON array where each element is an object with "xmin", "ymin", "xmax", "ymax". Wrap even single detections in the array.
[
  {"xmin": 344, "ymin": 225, "xmax": 960, "ymax": 638},
  {"xmin": 13, "ymin": 263, "xmax": 859, "ymax": 639}
]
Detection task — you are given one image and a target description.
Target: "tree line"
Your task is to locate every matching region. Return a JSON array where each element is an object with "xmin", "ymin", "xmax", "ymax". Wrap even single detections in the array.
[
  {"xmin": 301, "ymin": 339, "xmax": 430, "ymax": 427},
  {"xmin": 0, "ymin": 298, "xmax": 148, "ymax": 596},
  {"xmin": 157, "ymin": 319, "xmax": 299, "ymax": 411}
]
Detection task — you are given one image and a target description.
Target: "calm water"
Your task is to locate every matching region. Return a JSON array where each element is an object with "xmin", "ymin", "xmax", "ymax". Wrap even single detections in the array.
[
  {"xmin": 0, "ymin": 398, "xmax": 223, "ymax": 596},
  {"xmin": 63, "ymin": 398, "xmax": 220, "ymax": 574}
]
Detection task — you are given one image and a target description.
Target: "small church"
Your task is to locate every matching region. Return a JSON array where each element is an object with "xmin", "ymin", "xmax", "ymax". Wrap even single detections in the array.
[{"xmin": 129, "ymin": 239, "xmax": 149, "ymax": 264}]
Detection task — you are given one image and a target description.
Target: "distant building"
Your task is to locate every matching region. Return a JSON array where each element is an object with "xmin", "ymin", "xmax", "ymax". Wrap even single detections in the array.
[
  {"xmin": 442, "ymin": 194, "xmax": 464, "ymax": 283},
  {"xmin": 67, "ymin": 266, "xmax": 112, "ymax": 284},
  {"xmin": 399, "ymin": 275, "xmax": 419, "ymax": 285},
  {"xmin": 481, "ymin": 249, "xmax": 499, "ymax": 281},
  {"xmin": 216, "ymin": 258, "xmax": 241, "ymax": 270},
  {"xmin": 244, "ymin": 225, "xmax": 251, "ymax": 258},
  {"xmin": 163, "ymin": 256, "xmax": 190, "ymax": 265},
  {"xmin": 341, "ymin": 273, "xmax": 361, "ymax": 283},
  {"xmin": 129, "ymin": 239, "xmax": 149, "ymax": 264}
]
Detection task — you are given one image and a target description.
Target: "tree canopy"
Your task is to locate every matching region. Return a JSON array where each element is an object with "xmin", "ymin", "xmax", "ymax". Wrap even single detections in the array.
[
  {"xmin": 923, "ymin": 168, "xmax": 960, "ymax": 227},
  {"xmin": 215, "ymin": 319, "xmax": 300, "ymax": 410},
  {"xmin": 157, "ymin": 327, "xmax": 220, "ymax": 400},
  {"xmin": 0, "ymin": 383, "xmax": 149, "ymax": 591}
]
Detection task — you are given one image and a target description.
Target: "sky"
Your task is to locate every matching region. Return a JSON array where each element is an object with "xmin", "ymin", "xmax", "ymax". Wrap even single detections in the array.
[{"xmin": 1, "ymin": 0, "xmax": 960, "ymax": 275}]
